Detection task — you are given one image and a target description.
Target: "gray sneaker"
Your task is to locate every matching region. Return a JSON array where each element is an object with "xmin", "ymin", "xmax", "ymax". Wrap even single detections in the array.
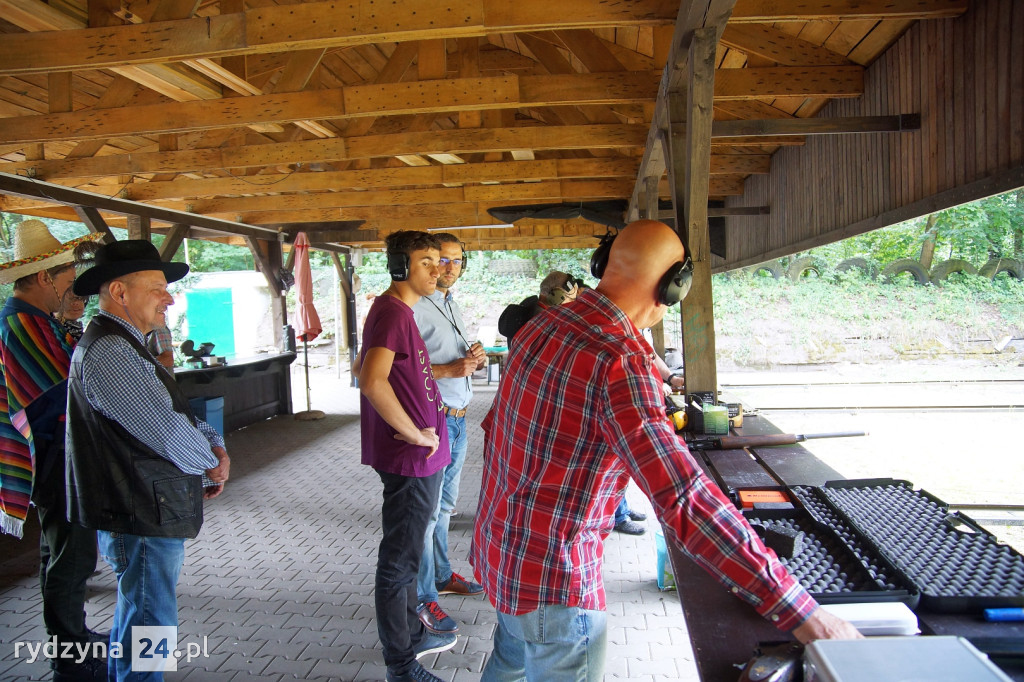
[{"xmin": 415, "ymin": 631, "xmax": 457, "ymax": 660}]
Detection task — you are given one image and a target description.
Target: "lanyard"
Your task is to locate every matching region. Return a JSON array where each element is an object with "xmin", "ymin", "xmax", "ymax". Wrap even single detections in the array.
[{"xmin": 427, "ymin": 294, "xmax": 474, "ymax": 393}]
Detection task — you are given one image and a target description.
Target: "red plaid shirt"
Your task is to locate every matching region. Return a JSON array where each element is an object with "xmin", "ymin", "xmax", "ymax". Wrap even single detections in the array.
[{"xmin": 471, "ymin": 288, "xmax": 816, "ymax": 631}]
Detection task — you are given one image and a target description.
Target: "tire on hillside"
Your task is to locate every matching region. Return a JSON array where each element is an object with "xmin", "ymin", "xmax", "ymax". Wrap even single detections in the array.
[
  {"xmin": 929, "ymin": 258, "xmax": 978, "ymax": 285},
  {"xmin": 744, "ymin": 261, "xmax": 783, "ymax": 279},
  {"xmin": 786, "ymin": 256, "xmax": 828, "ymax": 281},
  {"xmin": 835, "ymin": 257, "xmax": 879, "ymax": 280},
  {"xmin": 979, "ymin": 257, "xmax": 1024, "ymax": 280},
  {"xmin": 881, "ymin": 258, "xmax": 929, "ymax": 285}
]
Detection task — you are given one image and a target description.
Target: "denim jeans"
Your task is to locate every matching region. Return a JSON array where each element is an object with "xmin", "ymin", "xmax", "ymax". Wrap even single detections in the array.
[
  {"xmin": 482, "ymin": 605, "xmax": 608, "ymax": 682},
  {"xmin": 98, "ymin": 531, "xmax": 185, "ymax": 682},
  {"xmin": 614, "ymin": 497, "xmax": 630, "ymax": 525},
  {"xmin": 375, "ymin": 468, "xmax": 443, "ymax": 675},
  {"xmin": 416, "ymin": 414, "xmax": 467, "ymax": 602}
]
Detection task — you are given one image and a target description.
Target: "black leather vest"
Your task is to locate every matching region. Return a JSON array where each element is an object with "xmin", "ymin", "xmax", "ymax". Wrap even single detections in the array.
[{"xmin": 66, "ymin": 315, "xmax": 204, "ymax": 538}]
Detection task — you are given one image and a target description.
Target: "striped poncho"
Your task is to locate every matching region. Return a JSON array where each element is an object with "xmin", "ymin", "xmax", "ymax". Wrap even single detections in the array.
[{"xmin": 0, "ymin": 297, "xmax": 73, "ymax": 537}]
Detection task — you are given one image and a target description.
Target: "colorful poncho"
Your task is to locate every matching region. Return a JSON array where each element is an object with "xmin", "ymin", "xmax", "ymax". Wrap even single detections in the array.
[{"xmin": 0, "ymin": 297, "xmax": 73, "ymax": 537}]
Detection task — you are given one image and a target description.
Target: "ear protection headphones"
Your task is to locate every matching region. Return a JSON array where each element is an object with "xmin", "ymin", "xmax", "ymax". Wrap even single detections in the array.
[
  {"xmin": 589, "ymin": 232, "xmax": 694, "ymax": 305},
  {"xmin": 387, "ymin": 251, "xmax": 410, "ymax": 281}
]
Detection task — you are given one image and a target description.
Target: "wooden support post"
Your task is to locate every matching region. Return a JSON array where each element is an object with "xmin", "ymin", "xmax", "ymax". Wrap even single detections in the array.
[
  {"xmin": 126, "ymin": 214, "xmax": 151, "ymax": 241},
  {"xmin": 649, "ymin": 320, "xmax": 666, "ymax": 358},
  {"xmin": 72, "ymin": 205, "xmax": 115, "ymax": 243},
  {"xmin": 671, "ymin": 27, "xmax": 719, "ymax": 397},
  {"xmin": 245, "ymin": 236, "xmax": 287, "ymax": 350},
  {"xmin": 642, "ymin": 175, "xmax": 659, "ymax": 220},
  {"xmin": 158, "ymin": 223, "xmax": 188, "ymax": 261}
]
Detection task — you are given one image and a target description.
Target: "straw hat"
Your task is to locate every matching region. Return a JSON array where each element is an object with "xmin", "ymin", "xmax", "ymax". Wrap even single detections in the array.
[{"xmin": 0, "ymin": 220, "xmax": 101, "ymax": 285}]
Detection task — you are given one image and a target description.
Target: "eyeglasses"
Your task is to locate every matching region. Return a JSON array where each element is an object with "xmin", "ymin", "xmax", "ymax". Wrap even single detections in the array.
[{"xmin": 439, "ymin": 258, "xmax": 464, "ymax": 267}]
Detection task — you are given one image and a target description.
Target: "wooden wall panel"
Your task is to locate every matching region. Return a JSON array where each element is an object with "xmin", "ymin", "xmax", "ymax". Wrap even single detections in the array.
[{"xmin": 721, "ymin": 0, "xmax": 1024, "ymax": 271}]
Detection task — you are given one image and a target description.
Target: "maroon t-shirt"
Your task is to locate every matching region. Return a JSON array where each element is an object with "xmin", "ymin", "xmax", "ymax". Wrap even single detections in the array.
[{"xmin": 359, "ymin": 294, "xmax": 450, "ymax": 477}]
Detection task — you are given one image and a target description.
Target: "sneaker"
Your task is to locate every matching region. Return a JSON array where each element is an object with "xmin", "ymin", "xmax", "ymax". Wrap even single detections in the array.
[
  {"xmin": 435, "ymin": 571, "xmax": 484, "ymax": 596},
  {"xmin": 628, "ymin": 510, "xmax": 647, "ymax": 522},
  {"xmin": 415, "ymin": 631, "xmax": 457, "ymax": 659},
  {"xmin": 386, "ymin": 661, "xmax": 445, "ymax": 682},
  {"xmin": 417, "ymin": 601, "xmax": 459, "ymax": 634},
  {"xmin": 614, "ymin": 519, "xmax": 646, "ymax": 535}
]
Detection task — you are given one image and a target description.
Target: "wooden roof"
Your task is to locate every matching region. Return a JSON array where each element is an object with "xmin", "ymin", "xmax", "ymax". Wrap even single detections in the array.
[{"xmin": 0, "ymin": 0, "xmax": 968, "ymax": 252}]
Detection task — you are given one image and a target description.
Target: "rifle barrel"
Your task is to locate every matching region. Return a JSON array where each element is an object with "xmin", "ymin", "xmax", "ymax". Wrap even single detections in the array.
[{"xmin": 800, "ymin": 431, "xmax": 868, "ymax": 440}]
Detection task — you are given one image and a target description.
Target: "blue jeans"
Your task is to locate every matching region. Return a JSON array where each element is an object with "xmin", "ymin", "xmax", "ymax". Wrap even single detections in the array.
[
  {"xmin": 614, "ymin": 497, "xmax": 631, "ymax": 525},
  {"xmin": 417, "ymin": 414, "xmax": 467, "ymax": 602},
  {"xmin": 98, "ymin": 532, "xmax": 185, "ymax": 682},
  {"xmin": 482, "ymin": 605, "xmax": 607, "ymax": 682}
]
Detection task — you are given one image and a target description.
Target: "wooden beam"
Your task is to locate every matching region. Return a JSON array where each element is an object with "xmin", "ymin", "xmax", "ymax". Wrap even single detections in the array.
[
  {"xmin": 713, "ymin": 66, "xmax": 863, "ymax": 100},
  {"xmin": 0, "ymin": 0, "xmax": 678, "ymax": 76},
  {"xmin": 0, "ymin": 171, "xmax": 278, "ymax": 239},
  {"xmin": 660, "ymin": 206, "xmax": 769, "ymax": 219},
  {"xmin": 711, "ymin": 114, "xmax": 921, "ymax": 137},
  {"xmin": 158, "ymin": 223, "xmax": 188, "ymax": 260},
  {"xmin": 720, "ymin": 24, "xmax": 852, "ymax": 66},
  {"xmin": 72, "ymin": 204, "xmax": 116, "ymax": 242},
  {"xmin": 673, "ymin": 16, "xmax": 733, "ymax": 396},
  {"xmin": 0, "ymin": 73, "xmax": 660, "ymax": 145},
  {"xmin": 3, "ymin": 125, "xmax": 647, "ymax": 180},
  {"xmin": 729, "ymin": 0, "xmax": 967, "ymax": 22},
  {"xmin": 127, "ymin": 214, "xmax": 152, "ymax": 241}
]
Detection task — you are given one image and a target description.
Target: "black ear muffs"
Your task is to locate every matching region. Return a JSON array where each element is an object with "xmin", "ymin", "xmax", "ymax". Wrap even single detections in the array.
[
  {"xmin": 387, "ymin": 252, "xmax": 410, "ymax": 281},
  {"xmin": 460, "ymin": 243, "xmax": 469, "ymax": 272},
  {"xmin": 590, "ymin": 232, "xmax": 616, "ymax": 279},
  {"xmin": 658, "ymin": 257, "xmax": 694, "ymax": 306}
]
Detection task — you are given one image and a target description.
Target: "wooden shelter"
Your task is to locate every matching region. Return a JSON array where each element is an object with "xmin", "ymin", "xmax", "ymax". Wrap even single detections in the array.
[{"xmin": 1, "ymin": 0, "xmax": 1022, "ymax": 391}]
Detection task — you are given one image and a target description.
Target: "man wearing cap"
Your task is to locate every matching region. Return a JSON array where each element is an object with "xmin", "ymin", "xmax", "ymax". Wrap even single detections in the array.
[
  {"xmin": 0, "ymin": 219, "xmax": 105, "ymax": 682},
  {"xmin": 65, "ymin": 239, "xmax": 230, "ymax": 682},
  {"xmin": 411, "ymin": 233, "xmax": 486, "ymax": 637},
  {"xmin": 497, "ymin": 271, "xmax": 582, "ymax": 344}
]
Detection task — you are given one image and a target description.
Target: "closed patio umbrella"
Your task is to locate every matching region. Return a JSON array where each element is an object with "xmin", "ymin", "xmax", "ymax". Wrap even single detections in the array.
[{"xmin": 293, "ymin": 232, "xmax": 325, "ymax": 420}]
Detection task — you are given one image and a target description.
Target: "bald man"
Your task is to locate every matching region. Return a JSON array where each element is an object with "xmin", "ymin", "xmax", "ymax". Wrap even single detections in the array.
[{"xmin": 472, "ymin": 220, "xmax": 859, "ymax": 681}]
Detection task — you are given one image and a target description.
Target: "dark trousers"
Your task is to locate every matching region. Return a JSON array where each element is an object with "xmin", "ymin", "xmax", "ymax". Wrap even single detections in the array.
[
  {"xmin": 374, "ymin": 468, "xmax": 443, "ymax": 674},
  {"xmin": 37, "ymin": 502, "xmax": 98, "ymax": 643}
]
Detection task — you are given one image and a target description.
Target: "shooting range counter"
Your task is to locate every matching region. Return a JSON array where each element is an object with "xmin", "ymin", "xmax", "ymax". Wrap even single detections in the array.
[
  {"xmin": 671, "ymin": 413, "xmax": 1024, "ymax": 681},
  {"xmin": 173, "ymin": 352, "xmax": 295, "ymax": 433}
]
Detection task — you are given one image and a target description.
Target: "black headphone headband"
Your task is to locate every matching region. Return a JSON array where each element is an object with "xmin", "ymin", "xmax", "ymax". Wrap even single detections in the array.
[{"xmin": 589, "ymin": 232, "xmax": 693, "ymax": 305}]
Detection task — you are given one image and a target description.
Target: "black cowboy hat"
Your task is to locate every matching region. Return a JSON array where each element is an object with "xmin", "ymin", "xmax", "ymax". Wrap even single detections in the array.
[{"xmin": 73, "ymin": 239, "xmax": 189, "ymax": 296}]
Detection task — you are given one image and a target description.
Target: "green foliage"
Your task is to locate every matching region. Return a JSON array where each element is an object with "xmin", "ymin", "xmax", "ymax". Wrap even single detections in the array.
[
  {"xmin": 182, "ymin": 239, "xmax": 254, "ymax": 272},
  {"xmin": 807, "ymin": 188, "xmax": 1024, "ymax": 267}
]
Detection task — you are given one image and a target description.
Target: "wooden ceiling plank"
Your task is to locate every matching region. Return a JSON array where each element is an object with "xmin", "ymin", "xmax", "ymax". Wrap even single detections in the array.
[
  {"xmin": 554, "ymin": 29, "xmax": 627, "ymax": 73},
  {"xmin": 0, "ymin": 0, "xmax": 677, "ymax": 76},
  {"xmin": 847, "ymin": 18, "xmax": 916, "ymax": 66},
  {"xmin": 720, "ymin": 24, "xmax": 852, "ymax": 66},
  {"xmin": 714, "ymin": 65, "xmax": 863, "ymax": 100},
  {"xmin": 713, "ymin": 99, "xmax": 794, "ymax": 120}
]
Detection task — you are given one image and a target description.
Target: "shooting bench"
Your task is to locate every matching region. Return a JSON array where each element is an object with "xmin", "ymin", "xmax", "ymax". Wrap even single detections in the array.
[{"xmin": 669, "ymin": 414, "xmax": 1024, "ymax": 681}]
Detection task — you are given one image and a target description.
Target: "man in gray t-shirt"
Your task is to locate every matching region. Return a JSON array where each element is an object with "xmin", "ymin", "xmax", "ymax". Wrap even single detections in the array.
[{"xmin": 412, "ymin": 233, "xmax": 486, "ymax": 637}]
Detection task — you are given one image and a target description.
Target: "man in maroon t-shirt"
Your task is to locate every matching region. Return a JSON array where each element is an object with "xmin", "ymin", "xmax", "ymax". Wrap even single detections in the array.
[{"xmin": 358, "ymin": 230, "xmax": 455, "ymax": 682}]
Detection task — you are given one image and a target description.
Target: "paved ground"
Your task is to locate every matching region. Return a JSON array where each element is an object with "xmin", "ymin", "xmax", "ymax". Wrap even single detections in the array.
[{"xmin": 0, "ymin": 367, "xmax": 699, "ymax": 681}]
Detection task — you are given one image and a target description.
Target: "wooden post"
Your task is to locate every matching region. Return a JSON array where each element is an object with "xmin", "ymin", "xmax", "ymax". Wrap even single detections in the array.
[
  {"xmin": 670, "ymin": 27, "xmax": 719, "ymax": 397},
  {"xmin": 126, "ymin": 214, "xmax": 151, "ymax": 241}
]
